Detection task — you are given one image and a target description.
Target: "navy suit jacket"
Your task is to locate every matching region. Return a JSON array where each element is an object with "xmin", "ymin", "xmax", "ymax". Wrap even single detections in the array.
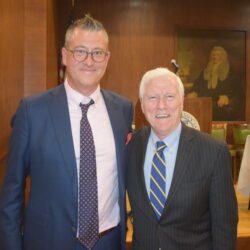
[
  {"xmin": 0, "ymin": 84, "xmax": 133, "ymax": 250},
  {"xmin": 127, "ymin": 125, "xmax": 238, "ymax": 250}
]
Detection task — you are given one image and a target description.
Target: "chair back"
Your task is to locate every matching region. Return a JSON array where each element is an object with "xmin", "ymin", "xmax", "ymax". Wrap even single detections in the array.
[
  {"xmin": 211, "ymin": 123, "xmax": 227, "ymax": 141},
  {"xmin": 233, "ymin": 123, "xmax": 250, "ymax": 145}
]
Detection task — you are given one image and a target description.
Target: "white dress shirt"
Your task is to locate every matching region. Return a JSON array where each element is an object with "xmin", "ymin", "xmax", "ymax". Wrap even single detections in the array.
[{"xmin": 64, "ymin": 80, "xmax": 119, "ymax": 234}]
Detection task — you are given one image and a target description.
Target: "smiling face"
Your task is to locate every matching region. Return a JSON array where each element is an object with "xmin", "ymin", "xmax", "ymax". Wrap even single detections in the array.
[
  {"xmin": 62, "ymin": 28, "xmax": 110, "ymax": 96},
  {"xmin": 141, "ymin": 75, "xmax": 184, "ymax": 139}
]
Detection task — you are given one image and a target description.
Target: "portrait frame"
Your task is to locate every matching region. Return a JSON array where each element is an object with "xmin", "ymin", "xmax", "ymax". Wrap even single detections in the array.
[{"xmin": 177, "ymin": 28, "xmax": 246, "ymax": 121}]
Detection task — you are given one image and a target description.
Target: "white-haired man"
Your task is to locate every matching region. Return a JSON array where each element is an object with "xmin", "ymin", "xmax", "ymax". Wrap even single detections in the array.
[{"xmin": 127, "ymin": 67, "xmax": 238, "ymax": 250}]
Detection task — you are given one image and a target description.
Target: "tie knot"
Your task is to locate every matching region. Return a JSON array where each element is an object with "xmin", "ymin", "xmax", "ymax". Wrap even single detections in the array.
[
  {"xmin": 156, "ymin": 141, "xmax": 167, "ymax": 152},
  {"xmin": 79, "ymin": 99, "xmax": 94, "ymax": 115}
]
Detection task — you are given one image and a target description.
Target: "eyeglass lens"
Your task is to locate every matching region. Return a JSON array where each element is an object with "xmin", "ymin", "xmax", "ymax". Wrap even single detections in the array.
[{"xmin": 73, "ymin": 50, "xmax": 107, "ymax": 62}]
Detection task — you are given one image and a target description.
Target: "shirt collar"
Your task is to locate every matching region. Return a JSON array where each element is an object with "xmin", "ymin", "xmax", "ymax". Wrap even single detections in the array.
[
  {"xmin": 64, "ymin": 78, "xmax": 101, "ymax": 107},
  {"xmin": 150, "ymin": 123, "xmax": 182, "ymax": 149}
]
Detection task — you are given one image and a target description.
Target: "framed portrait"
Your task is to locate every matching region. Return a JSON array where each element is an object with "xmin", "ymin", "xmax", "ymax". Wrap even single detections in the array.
[{"xmin": 177, "ymin": 29, "xmax": 246, "ymax": 121}]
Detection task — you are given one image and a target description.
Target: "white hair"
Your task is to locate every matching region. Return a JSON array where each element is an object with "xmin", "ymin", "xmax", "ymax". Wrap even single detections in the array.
[{"xmin": 139, "ymin": 67, "xmax": 185, "ymax": 99}]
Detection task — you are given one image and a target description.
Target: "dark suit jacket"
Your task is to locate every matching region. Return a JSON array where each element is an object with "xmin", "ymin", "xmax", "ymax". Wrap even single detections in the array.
[
  {"xmin": 0, "ymin": 84, "xmax": 133, "ymax": 250},
  {"xmin": 127, "ymin": 125, "xmax": 238, "ymax": 250}
]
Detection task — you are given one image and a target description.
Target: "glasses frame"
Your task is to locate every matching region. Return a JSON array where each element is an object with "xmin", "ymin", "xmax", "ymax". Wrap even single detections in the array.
[{"xmin": 65, "ymin": 48, "xmax": 109, "ymax": 63}]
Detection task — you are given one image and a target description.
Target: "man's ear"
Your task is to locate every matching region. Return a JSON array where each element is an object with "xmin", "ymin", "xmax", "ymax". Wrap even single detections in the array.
[
  {"xmin": 140, "ymin": 98, "xmax": 145, "ymax": 114},
  {"xmin": 61, "ymin": 47, "xmax": 67, "ymax": 66}
]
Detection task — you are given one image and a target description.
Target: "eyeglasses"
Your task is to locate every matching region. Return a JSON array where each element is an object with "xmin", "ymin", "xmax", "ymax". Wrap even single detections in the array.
[{"xmin": 66, "ymin": 48, "xmax": 109, "ymax": 63}]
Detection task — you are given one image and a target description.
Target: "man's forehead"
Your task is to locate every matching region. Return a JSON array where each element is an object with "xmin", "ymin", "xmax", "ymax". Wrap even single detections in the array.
[
  {"xmin": 147, "ymin": 76, "xmax": 178, "ymax": 88},
  {"xmin": 68, "ymin": 29, "xmax": 109, "ymax": 48}
]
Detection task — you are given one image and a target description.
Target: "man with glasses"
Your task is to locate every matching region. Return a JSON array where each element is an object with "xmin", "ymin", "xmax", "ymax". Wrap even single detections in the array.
[{"xmin": 0, "ymin": 15, "xmax": 133, "ymax": 250}]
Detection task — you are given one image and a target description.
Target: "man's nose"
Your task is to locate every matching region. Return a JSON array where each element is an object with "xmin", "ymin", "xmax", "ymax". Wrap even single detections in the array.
[
  {"xmin": 83, "ymin": 53, "xmax": 95, "ymax": 66},
  {"xmin": 157, "ymin": 97, "xmax": 167, "ymax": 109}
]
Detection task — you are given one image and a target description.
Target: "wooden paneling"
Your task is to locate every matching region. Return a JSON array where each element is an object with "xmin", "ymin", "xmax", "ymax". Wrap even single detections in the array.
[
  {"xmin": 184, "ymin": 97, "xmax": 212, "ymax": 134},
  {"xmin": 0, "ymin": 0, "xmax": 58, "ymax": 171},
  {"xmin": 24, "ymin": 0, "xmax": 47, "ymax": 96},
  {"xmin": 47, "ymin": 0, "xmax": 59, "ymax": 89},
  {"xmin": 24, "ymin": 0, "xmax": 58, "ymax": 95},
  {"xmin": 0, "ymin": 0, "xmax": 24, "ymax": 156},
  {"xmin": 58, "ymin": 0, "xmax": 250, "ymax": 122}
]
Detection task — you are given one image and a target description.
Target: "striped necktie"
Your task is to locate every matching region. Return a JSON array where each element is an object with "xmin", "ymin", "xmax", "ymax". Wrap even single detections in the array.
[{"xmin": 150, "ymin": 141, "xmax": 167, "ymax": 219}]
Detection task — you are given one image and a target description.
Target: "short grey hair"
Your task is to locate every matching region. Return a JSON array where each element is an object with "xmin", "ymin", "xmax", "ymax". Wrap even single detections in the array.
[
  {"xmin": 139, "ymin": 67, "xmax": 184, "ymax": 99},
  {"xmin": 64, "ymin": 14, "xmax": 109, "ymax": 47}
]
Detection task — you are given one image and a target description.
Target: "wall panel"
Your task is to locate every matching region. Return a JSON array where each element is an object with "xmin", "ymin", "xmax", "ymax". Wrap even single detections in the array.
[
  {"xmin": 0, "ymin": 0, "xmax": 24, "ymax": 159},
  {"xmin": 24, "ymin": 0, "xmax": 47, "ymax": 96},
  {"xmin": 47, "ymin": 0, "xmax": 59, "ymax": 89},
  {"xmin": 0, "ymin": 0, "xmax": 58, "ymax": 162},
  {"xmin": 58, "ymin": 0, "xmax": 250, "ymax": 121}
]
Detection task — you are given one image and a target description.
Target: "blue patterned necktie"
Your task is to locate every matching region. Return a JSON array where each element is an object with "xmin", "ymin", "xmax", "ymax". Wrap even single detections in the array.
[
  {"xmin": 78, "ymin": 100, "xmax": 99, "ymax": 250},
  {"xmin": 150, "ymin": 141, "xmax": 167, "ymax": 219}
]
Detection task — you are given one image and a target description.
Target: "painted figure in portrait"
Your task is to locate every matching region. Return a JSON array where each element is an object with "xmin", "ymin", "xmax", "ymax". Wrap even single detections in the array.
[{"xmin": 178, "ymin": 30, "xmax": 245, "ymax": 121}]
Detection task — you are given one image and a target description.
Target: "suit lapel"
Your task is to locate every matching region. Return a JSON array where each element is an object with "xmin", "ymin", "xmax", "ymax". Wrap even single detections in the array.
[
  {"xmin": 163, "ymin": 124, "xmax": 194, "ymax": 212},
  {"xmin": 135, "ymin": 127, "xmax": 158, "ymax": 220},
  {"xmin": 48, "ymin": 85, "xmax": 77, "ymax": 198}
]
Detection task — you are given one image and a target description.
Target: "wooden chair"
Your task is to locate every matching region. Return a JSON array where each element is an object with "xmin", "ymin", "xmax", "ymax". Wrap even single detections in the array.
[
  {"xmin": 232, "ymin": 123, "xmax": 250, "ymax": 149},
  {"xmin": 232, "ymin": 123, "xmax": 250, "ymax": 183},
  {"xmin": 211, "ymin": 123, "xmax": 227, "ymax": 141},
  {"xmin": 211, "ymin": 123, "xmax": 237, "ymax": 183}
]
